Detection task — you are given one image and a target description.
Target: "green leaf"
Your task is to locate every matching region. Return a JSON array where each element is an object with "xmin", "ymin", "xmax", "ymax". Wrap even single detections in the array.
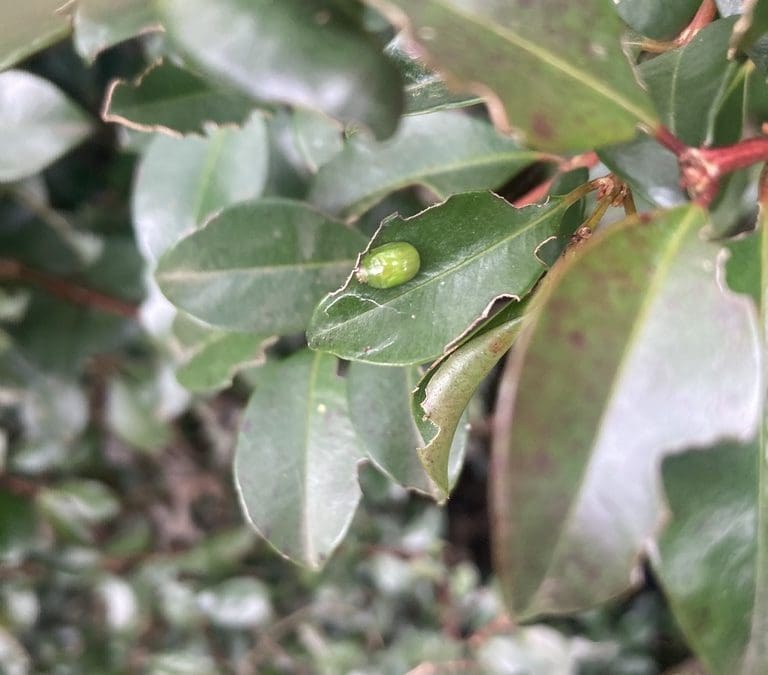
[
  {"xmin": 0, "ymin": 71, "xmax": 92, "ymax": 183},
  {"xmin": 160, "ymin": 0, "xmax": 404, "ymax": 139},
  {"xmin": 415, "ymin": 308, "xmax": 525, "ymax": 497},
  {"xmin": 171, "ymin": 314, "xmax": 273, "ymax": 393},
  {"xmin": 132, "ymin": 114, "xmax": 269, "ymax": 262},
  {"xmin": 721, "ymin": 215, "xmax": 768, "ymax": 675},
  {"xmin": 535, "ymin": 168, "xmax": 590, "ymax": 266},
  {"xmin": 103, "ymin": 60, "xmax": 257, "ymax": 136},
  {"xmin": 10, "ymin": 293, "xmax": 130, "ymax": 375},
  {"xmin": 105, "ymin": 365, "xmax": 188, "ymax": 453},
  {"xmin": 710, "ymin": 60, "xmax": 750, "ymax": 146},
  {"xmin": 614, "ymin": 0, "xmax": 701, "ymax": 40},
  {"xmin": 638, "ymin": 18, "xmax": 739, "ymax": 146},
  {"xmin": 599, "ymin": 133, "xmax": 686, "ymax": 208},
  {"xmin": 0, "ymin": 353, "xmax": 89, "ymax": 462},
  {"xmin": 0, "ymin": 491, "xmax": 37, "ymax": 565},
  {"xmin": 235, "ymin": 350, "xmax": 363, "ymax": 568},
  {"xmin": 730, "ymin": 0, "xmax": 768, "ymax": 55},
  {"xmin": 385, "ymin": 33, "xmax": 483, "ymax": 115},
  {"xmin": 309, "ymin": 111, "xmax": 544, "ymax": 219},
  {"xmin": 491, "ymin": 205, "xmax": 761, "ymax": 619},
  {"xmin": 196, "ymin": 577, "xmax": 273, "ymax": 629},
  {"xmin": 291, "ymin": 108, "xmax": 344, "ymax": 174},
  {"xmin": 38, "ymin": 480, "xmax": 121, "ymax": 543},
  {"xmin": 655, "ymin": 441, "xmax": 757, "ymax": 675},
  {"xmin": 72, "ymin": 0, "xmax": 161, "ymax": 62},
  {"xmin": 0, "ymin": 0, "xmax": 70, "ymax": 71},
  {"xmin": 156, "ymin": 199, "xmax": 368, "ymax": 334},
  {"xmin": 373, "ymin": 0, "xmax": 657, "ymax": 151},
  {"xmin": 346, "ymin": 363, "xmax": 434, "ymax": 493},
  {"xmin": 308, "ymin": 192, "xmax": 568, "ymax": 366}
]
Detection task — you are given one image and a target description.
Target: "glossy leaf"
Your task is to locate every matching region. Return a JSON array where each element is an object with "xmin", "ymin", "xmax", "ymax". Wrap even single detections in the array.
[
  {"xmin": 132, "ymin": 114, "xmax": 269, "ymax": 262},
  {"xmin": 535, "ymin": 168, "xmax": 590, "ymax": 266},
  {"xmin": 614, "ymin": 0, "xmax": 701, "ymax": 40},
  {"xmin": 73, "ymin": 0, "xmax": 161, "ymax": 61},
  {"xmin": 638, "ymin": 18, "xmax": 738, "ymax": 146},
  {"xmin": 385, "ymin": 33, "xmax": 482, "ymax": 115},
  {"xmin": 171, "ymin": 314, "xmax": 273, "ymax": 393},
  {"xmin": 415, "ymin": 309, "xmax": 525, "ymax": 497},
  {"xmin": 0, "ymin": 0, "xmax": 69, "ymax": 71},
  {"xmin": 308, "ymin": 192, "xmax": 568, "ymax": 365},
  {"xmin": 0, "ymin": 71, "xmax": 92, "ymax": 183},
  {"xmin": 156, "ymin": 199, "xmax": 368, "ymax": 334},
  {"xmin": 160, "ymin": 0, "xmax": 403, "ymax": 139},
  {"xmin": 656, "ymin": 441, "xmax": 757, "ymax": 675},
  {"xmin": 346, "ymin": 363, "xmax": 434, "ymax": 493},
  {"xmin": 235, "ymin": 350, "xmax": 363, "ymax": 568},
  {"xmin": 373, "ymin": 0, "xmax": 657, "ymax": 150},
  {"xmin": 491, "ymin": 206, "xmax": 761, "ymax": 619},
  {"xmin": 103, "ymin": 61, "xmax": 256, "ymax": 136},
  {"xmin": 599, "ymin": 134, "xmax": 686, "ymax": 208},
  {"xmin": 309, "ymin": 111, "xmax": 544, "ymax": 219},
  {"xmin": 722, "ymin": 218, "xmax": 768, "ymax": 675},
  {"xmin": 710, "ymin": 60, "xmax": 750, "ymax": 146}
]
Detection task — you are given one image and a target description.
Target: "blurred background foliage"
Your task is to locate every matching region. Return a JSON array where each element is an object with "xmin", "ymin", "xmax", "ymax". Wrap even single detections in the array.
[{"xmin": 0, "ymin": 1, "xmax": 731, "ymax": 673}]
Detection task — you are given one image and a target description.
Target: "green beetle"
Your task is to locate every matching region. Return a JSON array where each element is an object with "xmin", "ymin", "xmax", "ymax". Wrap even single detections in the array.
[{"xmin": 355, "ymin": 241, "xmax": 421, "ymax": 289}]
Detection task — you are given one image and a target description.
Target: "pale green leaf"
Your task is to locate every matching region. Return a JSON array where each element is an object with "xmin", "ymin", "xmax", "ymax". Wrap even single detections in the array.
[
  {"xmin": 131, "ymin": 113, "xmax": 269, "ymax": 262},
  {"xmin": 156, "ymin": 199, "xmax": 368, "ymax": 334},
  {"xmin": 0, "ymin": 71, "xmax": 92, "ymax": 183},
  {"xmin": 73, "ymin": 0, "xmax": 161, "ymax": 62},
  {"xmin": 235, "ymin": 350, "xmax": 364, "ymax": 568},
  {"xmin": 309, "ymin": 111, "xmax": 544, "ymax": 219},
  {"xmin": 0, "ymin": 0, "xmax": 70, "ymax": 71}
]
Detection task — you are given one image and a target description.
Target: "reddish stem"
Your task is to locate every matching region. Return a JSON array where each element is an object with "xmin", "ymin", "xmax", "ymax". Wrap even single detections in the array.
[
  {"xmin": 677, "ymin": 0, "xmax": 717, "ymax": 45},
  {"xmin": 653, "ymin": 126, "xmax": 768, "ymax": 207},
  {"xmin": 654, "ymin": 126, "xmax": 688, "ymax": 156},
  {"xmin": 696, "ymin": 136, "xmax": 768, "ymax": 175},
  {"xmin": 0, "ymin": 259, "xmax": 138, "ymax": 318},
  {"xmin": 640, "ymin": 0, "xmax": 717, "ymax": 53}
]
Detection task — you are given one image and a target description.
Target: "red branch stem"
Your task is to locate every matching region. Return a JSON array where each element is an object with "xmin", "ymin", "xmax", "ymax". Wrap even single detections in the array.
[{"xmin": 0, "ymin": 259, "xmax": 138, "ymax": 318}]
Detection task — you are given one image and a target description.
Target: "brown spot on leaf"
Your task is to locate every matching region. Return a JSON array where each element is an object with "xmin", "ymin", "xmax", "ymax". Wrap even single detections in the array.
[
  {"xmin": 532, "ymin": 112, "xmax": 554, "ymax": 140},
  {"xmin": 488, "ymin": 337, "xmax": 507, "ymax": 355},
  {"xmin": 568, "ymin": 330, "xmax": 586, "ymax": 349}
]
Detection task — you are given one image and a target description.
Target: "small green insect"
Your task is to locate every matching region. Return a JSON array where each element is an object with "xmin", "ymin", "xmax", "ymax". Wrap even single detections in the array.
[{"xmin": 355, "ymin": 241, "xmax": 421, "ymax": 289}]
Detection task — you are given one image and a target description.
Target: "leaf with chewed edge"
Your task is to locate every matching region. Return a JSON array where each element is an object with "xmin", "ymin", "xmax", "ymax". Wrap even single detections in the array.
[{"xmin": 308, "ymin": 192, "xmax": 571, "ymax": 366}]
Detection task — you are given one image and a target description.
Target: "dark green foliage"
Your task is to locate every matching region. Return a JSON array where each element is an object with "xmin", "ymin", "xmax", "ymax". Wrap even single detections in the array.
[{"xmin": 2, "ymin": 1, "xmax": 768, "ymax": 672}]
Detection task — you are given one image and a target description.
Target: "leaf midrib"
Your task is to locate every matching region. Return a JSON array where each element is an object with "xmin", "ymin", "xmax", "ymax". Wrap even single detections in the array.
[
  {"xmin": 525, "ymin": 207, "xmax": 701, "ymax": 614},
  {"xmin": 301, "ymin": 353, "xmax": 322, "ymax": 567},
  {"xmin": 312, "ymin": 198, "xmax": 565, "ymax": 340},
  {"xmin": 157, "ymin": 257, "xmax": 357, "ymax": 283},
  {"xmin": 420, "ymin": 0, "xmax": 655, "ymax": 125}
]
